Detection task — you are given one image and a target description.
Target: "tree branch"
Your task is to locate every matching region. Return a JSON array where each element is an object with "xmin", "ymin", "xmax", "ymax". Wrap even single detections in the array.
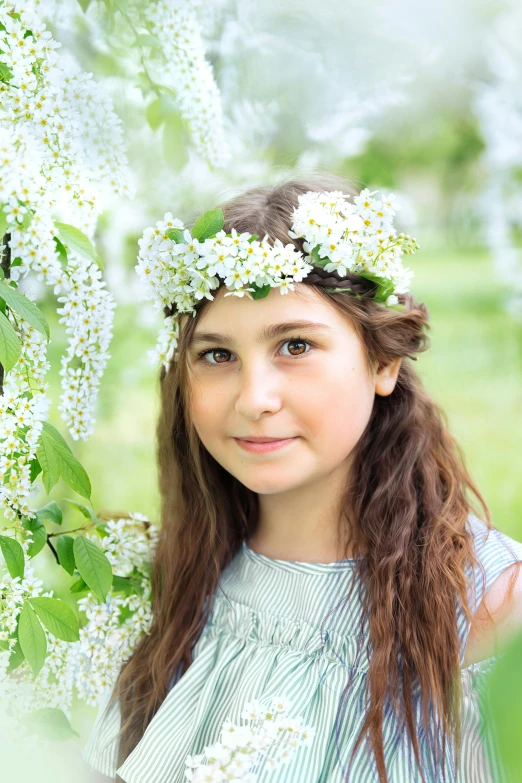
[{"xmin": 0, "ymin": 231, "xmax": 11, "ymax": 397}]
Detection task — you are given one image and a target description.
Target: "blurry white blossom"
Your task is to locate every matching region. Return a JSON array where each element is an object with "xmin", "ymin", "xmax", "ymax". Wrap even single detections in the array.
[
  {"xmin": 185, "ymin": 695, "xmax": 316, "ymax": 781},
  {"xmin": 474, "ymin": 0, "xmax": 522, "ymax": 318}
]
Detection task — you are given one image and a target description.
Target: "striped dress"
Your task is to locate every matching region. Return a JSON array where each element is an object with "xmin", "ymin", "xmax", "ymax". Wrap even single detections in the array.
[{"xmin": 82, "ymin": 514, "xmax": 522, "ymax": 782}]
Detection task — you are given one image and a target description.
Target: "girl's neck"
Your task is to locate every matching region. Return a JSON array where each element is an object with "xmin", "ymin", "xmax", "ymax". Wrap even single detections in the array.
[{"xmin": 249, "ymin": 461, "xmax": 355, "ymax": 563}]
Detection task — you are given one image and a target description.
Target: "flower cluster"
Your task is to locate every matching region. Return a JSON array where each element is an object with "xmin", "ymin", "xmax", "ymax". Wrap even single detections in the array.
[
  {"xmin": 136, "ymin": 189, "xmax": 419, "ymax": 370},
  {"xmin": 185, "ymin": 696, "xmax": 316, "ymax": 781},
  {"xmin": 0, "ymin": 0, "xmax": 131, "ymax": 456},
  {"xmin": 0, "ymin": 513, "xmax": 157, "ymax": 723},
  {"xmin": 72, "ymin": 513, "xmax": 157, "ymax": 706},
  {"xmin": 290, "ymin": 188, "xmax": 418, "ymax": 300},
  {"xmin": 141, "ymin": 0, "xmax": 230, "ymax": 169},
  {"xmin": 0, "ymin": 318, "xmax": 51, "ymax": 522}
]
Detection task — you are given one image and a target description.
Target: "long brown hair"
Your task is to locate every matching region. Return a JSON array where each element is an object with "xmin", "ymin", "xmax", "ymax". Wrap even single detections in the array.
[{"xmin": 108, "ymin": 174, "xmax": 501, "ymax": 782}]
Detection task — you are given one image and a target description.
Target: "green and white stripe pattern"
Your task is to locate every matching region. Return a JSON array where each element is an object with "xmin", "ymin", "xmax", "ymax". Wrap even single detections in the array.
[{"xmin": 82, "ymin": 514, "xmax": 522, "ymax": 782}]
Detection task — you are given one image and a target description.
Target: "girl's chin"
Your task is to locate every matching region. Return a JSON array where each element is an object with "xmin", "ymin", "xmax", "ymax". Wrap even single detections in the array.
[{"xmin": 234, "ymin": 473, "xmax": 309, "ymax": 495}]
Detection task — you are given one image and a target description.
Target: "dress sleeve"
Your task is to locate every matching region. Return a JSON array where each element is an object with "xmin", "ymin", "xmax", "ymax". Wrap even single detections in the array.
[
  {"xmin": 81, "ymin": 661, "xmax": 185, "ymax": 778},
  {"xmin": 81, "ymin": 690, "xmax": 122, "ymax": 779}
]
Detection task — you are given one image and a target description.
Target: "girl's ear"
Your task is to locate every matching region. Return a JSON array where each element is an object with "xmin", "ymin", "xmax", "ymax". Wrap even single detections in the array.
[{"xmin": 374, "ymin": 357, "xmax": 402, "ymax": 397}]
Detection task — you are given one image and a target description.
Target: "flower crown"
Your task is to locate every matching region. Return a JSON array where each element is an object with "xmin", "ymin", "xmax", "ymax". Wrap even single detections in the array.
[{"xmin": 136, "ymin": 188, "xmax": 419, "ymax": 369}]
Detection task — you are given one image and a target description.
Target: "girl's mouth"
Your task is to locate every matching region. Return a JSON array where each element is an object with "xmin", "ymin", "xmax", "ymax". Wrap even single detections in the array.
[{"xmin": 233, "ymin": 437, "xmax": 298, "ymax": 454}]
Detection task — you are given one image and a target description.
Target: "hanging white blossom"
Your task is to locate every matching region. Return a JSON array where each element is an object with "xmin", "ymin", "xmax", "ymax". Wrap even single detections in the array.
[
  {"xmin": 474, "ymin": 1, "xmax": 522, "ymax": 318},
  {"xmin": 142, "ymin": 0, "xmax": 230, "ymax": 169},
  {"xmin": 0, "ymin": 0, "xmax": 132, "ymax": 454}
]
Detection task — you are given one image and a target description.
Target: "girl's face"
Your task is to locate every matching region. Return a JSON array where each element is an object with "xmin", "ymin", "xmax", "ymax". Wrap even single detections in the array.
[{"xmin": 186, "ymin": 284, "xmax": 399, "ymax": 496}]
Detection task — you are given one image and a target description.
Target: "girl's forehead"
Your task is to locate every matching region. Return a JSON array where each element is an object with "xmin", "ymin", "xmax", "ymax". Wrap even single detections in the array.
[{"xmin": 197, "ymin": 283, "xmax": 334, "ymax": 324}]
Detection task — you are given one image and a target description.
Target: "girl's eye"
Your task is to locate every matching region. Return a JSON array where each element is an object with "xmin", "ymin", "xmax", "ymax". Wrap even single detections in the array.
[{"xmin": 196, "ymin": 337, "xmax": 314, "ymax": 367}]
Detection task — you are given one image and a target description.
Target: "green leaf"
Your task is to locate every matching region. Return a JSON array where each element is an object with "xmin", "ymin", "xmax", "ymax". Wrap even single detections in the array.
[
  {"xmin": 18, "ymin": 602, "xmax": 47, "ymax": 676},
  {"xmin": 165, "ymin": 227, "xmax": 186, "ymax": 243},
  {"xmin": 191, "ymin": 209, "xmax": 225, "ymax": 242},
  {"xmin": 73, "ymin": 536, "xmax": 112, "ymax": 601},
  {"xmin": 136, "ymin": 71, "xmax": 155, "ymax": 99},
  {"xmin": 21, "ymin": 517, "xmax": 47, "ymax": 558},
  {"xmin": 0, "ymin": 205, "xmax": 8, "ymax": 238},
  {"xmin": 36, "ymin": 422, "xmax": 91, "ymax": 499},
  {"xmin": 20, "ymin": 708, "xmax": 79, "ymax": 741},
  {"xmin": 486, "ymin": 632, "xmax": 522, "ymax": 778},
  {"xmin": 0, "ymin": 535, "xmax": 25, "ymax": 579},
  {"xmin": 76, "ymin": 0, "xmax": 92, "ymax": 12},
  {"xmin": 162, "ymin": 113, "xmax": 189, "ymax": 173},
  {"xmin": 63, "ymin": 498, "xmax": 96, "ymax": 521},
  {"xmin": 68, "ymin": 356, "xmax": 84, "ymax": 371},
  {"xmin": 37, "ymin": 500, "xmax": 63, "ymax": 526},
  {"xmin": 0, "ymin": 283, "xmax": 50, "ymax": 339},
  {"xmin": 69, "ymin": 576, "xmax": 89, "ymax": 594},
  {"xmin": 29, "ymin": 597, "xmax": 79, "ymax": 642},
  {"xmin": 20, "ymin": 210, "xmax": 33, "ymax": 230},
  {"xmin": 112, "ymin": 575, "xmax": 134, "ymax": 595},
  {"xmin": 250, "ymin": 284, "xmax": 271, "ymax": 301},
  {"xmin": 11, "ymin": 257, "xmax": 22, "ymax": 267},
  {"xmin": 145, "ymin": 98, "xmax": 163, "ymax": 132},
  {"xmin": 0, "ymin": 61, "xmax": 14, "ymax": 82},
  {"xmin": 128, "ymin": 576, "xmax": 144, "ymax": 597},
  {"xmin": 132, "ymin": 33, "xmax": 160, "ymax": 48},
  {"xmin": 35, "ymin": 431, "xmax": 62, "ymax": 494},
  {"xmin": 117, "ymin": 605, "xmax": 135, "ymax": 625},
  {"xmin": 29, "ymin": 457, "xmax": 42, "ymax": 484},
  {"xmin": 53, "ymin": 236, "xmax": 68, "ymax": 271},
  {"xmin": 56, "ymin": 535, "xmax": 76, "ymax": 575},
  {"xmin": 311, "ymin": 245, "xmax": 326, "ymax": 267},
  {"xmin": 158, "ymin": 95, "xmax": 179, "ymax": 118},
  {"xmin": 0, "ymin": 310, "xmax": 22, "ymax": 372},
  {"xmin": 54, "ymin": 223, "xmax": 103, "ymax": 271},
  {"xmin": 111, "ymin": 574, "xmax": 144, "ymax": 597},
  {"xmin": 357, "ymin": 271, "xmax": 395, "ymax": 302},
  {"xmin": 6, "ymin": 639, "xmax": 24, "ymax": 673}
]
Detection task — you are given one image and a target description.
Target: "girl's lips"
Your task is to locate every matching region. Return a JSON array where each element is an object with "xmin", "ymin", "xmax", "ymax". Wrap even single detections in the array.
[{"xmin": 233, "ymin": 437, "xmax": 298, "ymax": 454}]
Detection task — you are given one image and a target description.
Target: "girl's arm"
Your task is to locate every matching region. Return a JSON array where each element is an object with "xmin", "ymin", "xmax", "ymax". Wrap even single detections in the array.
[{"xmin": 464, "ymin": 563, "xmax": 522, "ymax": 665}]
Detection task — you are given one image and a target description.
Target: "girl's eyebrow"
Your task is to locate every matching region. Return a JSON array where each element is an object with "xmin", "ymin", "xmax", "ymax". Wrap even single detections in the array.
[{"xmin": 189, "ymin": 320, "xmax": 334, "ymax": 348}]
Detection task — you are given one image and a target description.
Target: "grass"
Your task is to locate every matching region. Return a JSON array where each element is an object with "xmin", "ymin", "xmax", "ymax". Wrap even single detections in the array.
[{"xmin": 412, "ymin": 247, "xmax": 522, "ymax": 538}]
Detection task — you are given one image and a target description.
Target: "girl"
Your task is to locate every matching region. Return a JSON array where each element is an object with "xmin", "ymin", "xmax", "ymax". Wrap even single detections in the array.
[{"xmin": 82, "ymin": 175, "xmax": 522, "ymax": 783}]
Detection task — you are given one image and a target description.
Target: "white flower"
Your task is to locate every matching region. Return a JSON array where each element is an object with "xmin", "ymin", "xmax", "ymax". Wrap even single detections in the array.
[{"xmin": 185, "ymin": 695, "xmax": 315, "ymax": 780}]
